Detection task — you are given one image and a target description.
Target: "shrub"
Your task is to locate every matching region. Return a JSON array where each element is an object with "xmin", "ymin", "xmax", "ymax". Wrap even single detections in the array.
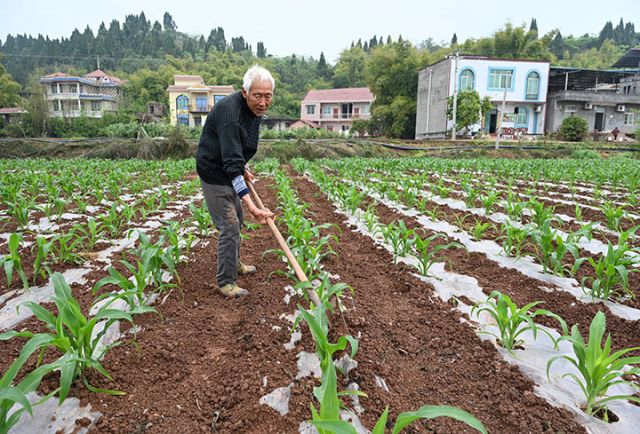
[
  {"xmin": 560, "ymin": 116, "xmax": 588, "ymax": 142},
  {"xmin": 572, "ymin": 149, "xmax": 600, "ymax": 159}
]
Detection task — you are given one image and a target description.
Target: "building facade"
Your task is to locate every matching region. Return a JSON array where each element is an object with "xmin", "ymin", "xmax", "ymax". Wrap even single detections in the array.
[
  {"xmin": 166, "ymin": 75, "xmax": 234, "ymax": 127},
  {"xmin": 300, "ymin": 87, "xmax": 374, "ymax": 133},
  {"xmin": 416, "ymin": 56, "xmax": 550, "ymax": 139},
  {"xmin": 543, "ymin": 49, "xmax": 640, "ymax": 137},
  {"xmin": 39, "ymin": 69, "xmax": 124, "ymax": 118}
]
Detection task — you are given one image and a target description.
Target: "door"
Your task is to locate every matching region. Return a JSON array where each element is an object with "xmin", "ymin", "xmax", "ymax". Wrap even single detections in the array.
[
  {"xmin": 332, "ymin": 108, "xmax": 339, "ymax": 119},
  {"xmin": 489, "ymin": 113, "xmax": 498, "ymax": 133},
  {"xmin": 594, "ymin": 112, "xmax": 604, "ymax": 131}
]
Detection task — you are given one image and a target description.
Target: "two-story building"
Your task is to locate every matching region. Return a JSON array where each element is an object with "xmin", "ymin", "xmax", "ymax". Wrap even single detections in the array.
[
  {"xmin": 415, "ymin": 55, "xmax": 550, "ymax": 139},
  {"xmin": 166, "ymin": 75, "xmax": 234, "ymax": 127},
  {"xmin": 300, "ymin": 87, "xmax": 374, "ymax": 133},
  {"xmin": 545, "ymin": 66, "xmax": 639, "ymax": 136},
  {"xmin": 39, "ymin": 69, "xmax": 125, "ymax": 118}
]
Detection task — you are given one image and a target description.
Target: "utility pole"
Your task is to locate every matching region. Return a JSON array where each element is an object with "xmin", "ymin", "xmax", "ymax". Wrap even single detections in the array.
[
  {"xmin": 495, "ymin": 74, "xmax": 508, "ymax": 150},
  {"xmin": 451, "ymin": 52, "xmax": 459, "ymax": 141},
  {"xmin": 97, "ymin": 55, "xmax": 100, "ymax": 70}
]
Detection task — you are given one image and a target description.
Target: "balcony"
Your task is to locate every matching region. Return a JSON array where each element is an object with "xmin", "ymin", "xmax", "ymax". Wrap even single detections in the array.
[
  {"xmin": 550, "ymin": 90, "xmax": 640, "ymax": 105},
  {"xmin": 319, "ymin": 113, "xmax": 369, "ymax": 120},
  {"xmin": 190, "ymin": 104, "xmax": 212, "ymax": 113}
]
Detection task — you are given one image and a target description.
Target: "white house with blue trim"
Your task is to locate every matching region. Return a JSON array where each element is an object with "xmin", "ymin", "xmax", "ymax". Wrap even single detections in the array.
[{"xmin": 415, "ymin": 55, "xmax": 550, "ymax": 139}]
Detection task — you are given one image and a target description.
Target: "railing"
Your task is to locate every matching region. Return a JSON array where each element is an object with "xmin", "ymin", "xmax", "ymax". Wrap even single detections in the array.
[
  {"xmin": 190, "ymin": 104, "xmax": 212, "ymax": 112},
  {"xmin": 319, "ymin": 113, "xmax": 370, "ymax": 120}
]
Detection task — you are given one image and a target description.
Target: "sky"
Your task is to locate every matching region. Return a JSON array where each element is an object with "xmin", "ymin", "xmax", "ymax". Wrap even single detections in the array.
[{"xmin": 1, "ymin": 0, "xmax": 638, "ymax": 64}]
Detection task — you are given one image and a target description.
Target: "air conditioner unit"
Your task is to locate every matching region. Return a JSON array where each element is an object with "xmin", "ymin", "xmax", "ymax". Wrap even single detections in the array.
[
  {"xmin": 534, "ymin": 105, "xmax": 542, "ymax": 112},
  {"xmin": 617, "ymin": 105, "xmax": 626, "ymax": 112},
  {"xmin": 584, "ymin": 103, "xmax": 593, "ymax": 110}
]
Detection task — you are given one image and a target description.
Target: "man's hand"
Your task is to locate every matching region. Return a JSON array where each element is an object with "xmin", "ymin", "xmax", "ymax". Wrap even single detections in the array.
[
  {"xmin": 242, "ymin": 195, "xmax": 274, "ymax": 224},
  {"xmin": 243, "ymin": 168, "xmax": 255, "ymax": 183}
]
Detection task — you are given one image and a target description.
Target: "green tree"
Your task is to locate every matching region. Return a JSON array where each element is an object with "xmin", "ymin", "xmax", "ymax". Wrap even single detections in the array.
[
  {"xmin": 447, "ymin": 90, "xmax": 493, "ymax": 133},
  {"xmin": 333, "ymin": 46, "xmax": 367, "ymax": 88},
  {"xmin": 365, "ymin": 41, "xmax": 420, "ymax": 138},
  {"xmin": 256, "ymin": 42, "xmax": 267, "ymax": 58},
  {"xmin": 0, "ymin": 56, "xmax": 22, "ymax": 107}
]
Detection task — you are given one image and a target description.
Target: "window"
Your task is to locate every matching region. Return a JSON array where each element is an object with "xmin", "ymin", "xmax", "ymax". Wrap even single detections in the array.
[
  {"xmin": 306, "ymin": 105, "xmax": 315, "ymax": 115},
  {"xmin": 196, "ymin": 96, "xmax": 208, "ymax": 112},
  {"xmin": 177, "ymin": 114, "xmax": 189, "ymax": 126},
  {"xmin": 53, "ymin": 100, "xmax": 60, "ymax": 111},
  {"xmin": 514, "ymin": 107, "xmax": 528, "ymax": 127},
  {"xmin": 176, "ymin": 95, "xmax": 189, "ymax": 111},
  {"xmin": 361, "ymin": 104, "xmax": 370, "ymax": 114},
  {"xmin": 625, "ymin": 112, "xmax": 635, "ymax": 126},
  {"xmin": 459, "ymin": 69, "xmax": 475, "ymax": 91},
  {"xmin": 51, "ymin": 85, "xmax": 58, "ymax": 94},
  {"xmin": 91, "ymin": 101, "xmax": 101, "ymax": 111},
  {"xmin": 193, "ymin": 115, "xmax": 202, "ymax": 126},
  {"xmin": 68, "ymin": 84, "xmax": 78, "ymax": 93},
  {"xmin": 526, "ymin": 71, "xmax": 540, "ymax": 100},
  {"xmin": 214, "ymin": 95, "xmax": 225, "ymax": 104},
  {"xmin": 322, "ymin": 105, "xmax": 332, "ymax": 116},
  {"xmin": 488, "ymin": 68, "xmax": 514, "ymax": 90},
  {"xmin": 565, "ymin": 104, "xmax": 577, "ymax": 113}
]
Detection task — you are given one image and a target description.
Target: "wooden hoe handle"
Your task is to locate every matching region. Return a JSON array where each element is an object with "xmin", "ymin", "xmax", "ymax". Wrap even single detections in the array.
[{"xmin": 248, "ymin": 182, "xmax": 323, "ymax": 308}]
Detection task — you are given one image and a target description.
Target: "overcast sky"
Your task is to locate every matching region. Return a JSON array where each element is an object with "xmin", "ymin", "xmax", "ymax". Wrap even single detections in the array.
[{"xmin": 1, "ymin": 0, "xmax": 638, "ymax": 63}]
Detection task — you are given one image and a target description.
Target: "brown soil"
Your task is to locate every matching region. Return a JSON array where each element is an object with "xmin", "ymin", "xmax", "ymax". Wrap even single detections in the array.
[{"xmin": 0, "ymin": 173, "xmax": 603, "ymax": 433}]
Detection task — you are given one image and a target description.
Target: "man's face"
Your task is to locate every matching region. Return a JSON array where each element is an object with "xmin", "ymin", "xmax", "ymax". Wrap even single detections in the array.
[{"xmin": 242, "ymin": 80, "xmax": 273, "ymax": 116}]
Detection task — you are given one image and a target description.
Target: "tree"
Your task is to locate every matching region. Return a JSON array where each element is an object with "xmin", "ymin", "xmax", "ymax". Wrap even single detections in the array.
[
  {"xmin": 163, "ymin": 12, "xmax": 176, "ymax": 31},
  {"xmin": 317, "ymin": 52, "xmax": 331, "ymax": 79},
  {"xmin": 365, "ymin": 41, "xmax": 419, "ymax": 138},
  {"xmin": 256, "ymin": 42, "xmax": 266, "ymax": 58},
  {"xmin": 333, "ymin": 46, "xmax": 367, "ymax": 88},
  {"xmin": 0, "ymin": 55, "xmax": 22, "ymax": 107},
  {"xmin": 550, "ymin": 31, "xmax": 565, "ymax": 58},
  {"xmin": 451, "ymin": 33, "xmax": 458, "ymax": 46},
  {"xmin": 447, "ymin": 90, "xmax": 492, "ymax": 133},
  {"xmin": 529, "ymin": 18, "xmax": 538, "ymax": 34}
]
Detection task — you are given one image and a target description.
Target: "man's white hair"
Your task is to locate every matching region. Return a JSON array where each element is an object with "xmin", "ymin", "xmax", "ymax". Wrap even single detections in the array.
[{"xmin": 242, "ymin": 65, "xmax": 275, "ymax": 93}]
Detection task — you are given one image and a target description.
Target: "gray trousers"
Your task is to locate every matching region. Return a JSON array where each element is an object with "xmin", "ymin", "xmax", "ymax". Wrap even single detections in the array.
[{"xmin": 200, "ymin": 180, "xmax": 244, "ymax": 287}]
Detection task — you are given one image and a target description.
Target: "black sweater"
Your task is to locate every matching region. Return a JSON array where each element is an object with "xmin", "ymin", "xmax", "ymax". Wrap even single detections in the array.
[{"xmin": 196, "ymin": 91, "xmax": 261, "ymax": 186}]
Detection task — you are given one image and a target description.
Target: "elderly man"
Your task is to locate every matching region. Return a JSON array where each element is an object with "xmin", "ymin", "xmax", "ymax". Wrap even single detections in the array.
[{"xmin": 196, "ymin": 65, "xmax": 275, "ymax": 297}]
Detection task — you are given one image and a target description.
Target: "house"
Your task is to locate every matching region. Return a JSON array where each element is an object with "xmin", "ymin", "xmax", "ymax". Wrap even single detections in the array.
[
  {"xmin": 415, "ymin": 55, "xmax": 550, "ymax": 139},
  {"xmin": 261, "ymin": 116, "xmax": 297, "ymax": 131},
  {"xmin": 39, "ymin": 69, "xmax": 124, "ymax": 118},
  {"xmin": 166, "ymin": 75, "xmax": 234, "ymax": 127},
  {"xmin": 300, "ymin": 87, "xmax": 374, "ymax": 133},
  {"xmin": 0, "ymin": 107, "xmax": 27, "ymax": 128},
  {"xmin": 290, "ymin": 119, "xmax": 320, "ymax": 130},
  {"xmin": 545, "ymin": 66, "xmax": 639, "ymax": 136}
]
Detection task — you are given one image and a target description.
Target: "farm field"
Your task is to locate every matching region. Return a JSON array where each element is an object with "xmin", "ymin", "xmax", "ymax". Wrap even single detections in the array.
[{"xmin": 1, "ymin": 156, "xmax": 640, "ymax": 434}]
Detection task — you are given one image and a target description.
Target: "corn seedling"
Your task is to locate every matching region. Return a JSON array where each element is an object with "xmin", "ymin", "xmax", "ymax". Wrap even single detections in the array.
[
  {"xmin": 497, "ymin": 222, "xmax": 530, "ymax": 258},
  {"xmin": 4, "ymin": 273, "xmax": 133, "ymax": 402},
  {"xmin": 413, "ymin": 233, "xmax": 464, "ymax": 276},
  {"xmin": 581, "ymin": 238, "xmax": 639, "ymax": 301},
  {"xmin": 0, "ymin": 233, "xmax": 29, "ymax": 289},
  {"xmin": 188, "ymin": 202, "xmax": 213, "ymax": 236},
  {"xmin": 0, "ymin": 361, "xmax": 60, "ymax": 434},
  {"xmin": 309, "ymin": 357, "xmax": 487, "ymax": 434},
  {"xmin": 530, "ymin": 219, "xmax": 582, "ymax": 276},
  {"xmin": 469, "ymin": 219, "xmax": 495, "ymax": 241},
  {"xmin": 528, "ymin": 199, "xmax": 555, "ymax": 228},
  {"xmin": 381, "ymin": 221, "xmax": 415, "ymax": 264},
  {"xmin": 480, "ymin": 190, "xmax": 499, "ymax": 215},
  {"xmin": 600, "ymin": 202, "xmax": 627, "ymax": 231},
  {"xmin": 93, "ymin": 265, "xmax": 158, "ymax": 316},
  {"xmin": 472, "ymin": 291, "xmax": 567, "ymax": 352},
  {"xmin": 51, "ymin": 231, "xmax": 84, "ymax": 265},
  {"xmin": 547, "ymin": 311, "xmax": 640, "ymax": 419},
  {"xmin": 31, "ymin": 236, "xmax": 55, "ymax": 284}
]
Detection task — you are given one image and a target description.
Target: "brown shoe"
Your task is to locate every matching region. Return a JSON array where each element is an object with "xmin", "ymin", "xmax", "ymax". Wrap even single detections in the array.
[
  {"xmin": 218, "ymin": 283, "xmax": 249, "ymax": 298},
  {"xmin": 237, "ymin": 262, "xmax": 257, "ymax": 275}
]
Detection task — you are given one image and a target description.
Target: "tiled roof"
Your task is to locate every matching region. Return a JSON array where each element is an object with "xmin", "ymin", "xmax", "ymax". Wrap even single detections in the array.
[
  {"xmin": 84, "ymin": 69, "xmax": 124, "ymax": 84},
  {"xmin": 43, "ymin": 72, "xmax": 70, "ymax": 78},
  {"xmin": 0, "ymin": 107, "xmax": 27, "ymax": 114},
  {"xmin": 302, "ymin": 87, "xmax": 374, "ymax": 103},
  {"xmin": 166, "ymin": 84, "xmax": 235, "ymax": 93}
]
